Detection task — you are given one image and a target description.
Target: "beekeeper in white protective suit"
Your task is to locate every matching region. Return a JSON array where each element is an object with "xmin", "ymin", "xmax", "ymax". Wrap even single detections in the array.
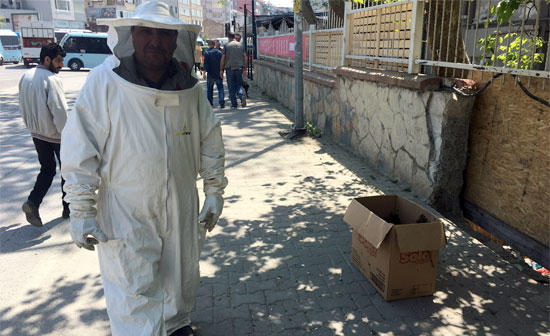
[{"xmin": 60, "ymin": 1, "xmax": 227, "ymax": 335}]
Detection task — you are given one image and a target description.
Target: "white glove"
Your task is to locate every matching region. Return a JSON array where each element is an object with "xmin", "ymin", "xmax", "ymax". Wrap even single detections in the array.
[
  {"xmin": 70, "ymin": 217, "xmax": 108, "ymax": 251},
  {"xmin": 199, "ymin": 195, "xmax": 224, "ymax": 232}
]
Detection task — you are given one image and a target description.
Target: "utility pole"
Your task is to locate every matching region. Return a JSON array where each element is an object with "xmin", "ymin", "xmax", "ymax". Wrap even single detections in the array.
[
  {"xmin": 292, "ymin": 0, "xmax": 305, "ymax": 137},
  {"xmin": 252, "ymin": 0, "xmax": 257, "ymax": 59},
  {"xmin": 244, "ymin": 4, "xmax": 247, "ymax": 54}
]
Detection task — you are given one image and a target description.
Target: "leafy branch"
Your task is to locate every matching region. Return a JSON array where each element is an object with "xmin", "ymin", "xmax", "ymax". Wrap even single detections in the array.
[{"xmin": 478, "ymin": 0, "xmax": 548, "ymax": 69}]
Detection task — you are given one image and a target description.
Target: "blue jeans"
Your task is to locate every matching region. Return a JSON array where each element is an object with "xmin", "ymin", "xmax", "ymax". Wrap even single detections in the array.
[
  {"xmin": 207, "ymin": 77, "xmax": 224, "ymax": 106},
  {"xmin": 226, "ymin": 68, "xmax": 243, "ymax": 108}
]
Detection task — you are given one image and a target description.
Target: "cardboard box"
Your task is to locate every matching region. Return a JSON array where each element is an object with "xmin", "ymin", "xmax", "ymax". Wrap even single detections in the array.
[{"xmin": 344, "ymin": 195, "xmax": 447, "ymax": 301}]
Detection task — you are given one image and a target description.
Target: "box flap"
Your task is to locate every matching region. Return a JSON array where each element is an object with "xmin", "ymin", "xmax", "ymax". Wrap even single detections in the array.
[
  {"xmin": 344, "ymin": 198, "xmax": 394, "ymax": 248},
  {"xmin": 394, "ymin": 221, "xmax": 447, "ymax": 252},
  {"xmin": 344, "ymin": 198, "xmax": 372, "ymax": 227}
]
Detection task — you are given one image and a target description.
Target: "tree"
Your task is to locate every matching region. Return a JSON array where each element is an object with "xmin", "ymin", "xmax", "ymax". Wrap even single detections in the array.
[{"xmin": 478, "ymin": 0, "xmax": 549, "ymax": 70}]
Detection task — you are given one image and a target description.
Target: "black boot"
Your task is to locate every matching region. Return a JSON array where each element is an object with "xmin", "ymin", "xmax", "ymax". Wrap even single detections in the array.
[
  {"xmin": 22, "ymin": 201, "xmax": 42, "ymax": 227},
  {"xmin": 62, "ymin": 205, "xmax": 70, "ymax": 219}
]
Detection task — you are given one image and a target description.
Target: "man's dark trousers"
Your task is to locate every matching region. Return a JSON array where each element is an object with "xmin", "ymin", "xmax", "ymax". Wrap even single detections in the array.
[
  {"xmin": 28, "ymin": 137, "xmax": 68, "ymax": 210},
  {"xmin": 207, "ymin": 76, "xmax": 225, "ymax": 106},
  {"xmin": 226, "ymin": 68, "xmax": 243, "ymax": 108}
]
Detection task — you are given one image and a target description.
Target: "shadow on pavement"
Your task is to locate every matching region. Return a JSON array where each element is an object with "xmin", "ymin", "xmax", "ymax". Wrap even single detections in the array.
[
  {"xmin": 0, "ymin": 217, "xmax": 66, "ymax": 253},
  {"xmin": 189, "ymin": 84, "xmax": 548, "ymax": 336},
  {"xmin": 0, "ymin": 274, "xmax": 109, "ymax": 336}
]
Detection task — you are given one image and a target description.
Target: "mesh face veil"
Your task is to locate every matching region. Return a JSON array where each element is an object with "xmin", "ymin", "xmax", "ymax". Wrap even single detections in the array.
[{"xmin": 98, "ymin": 0, "xmax": 201, "ymax": 71}]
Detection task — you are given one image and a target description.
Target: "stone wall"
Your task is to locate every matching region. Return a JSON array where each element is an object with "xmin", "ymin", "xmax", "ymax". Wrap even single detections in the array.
[{"xmin": 255, "ymin": 60, "xmax": 475, "ymax": 215}]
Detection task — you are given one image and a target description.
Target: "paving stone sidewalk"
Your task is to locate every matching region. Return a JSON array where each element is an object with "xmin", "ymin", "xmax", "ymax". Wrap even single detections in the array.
[
  {"xmin": 1, "ymin": 74, "xmax": 547, "ymax": 336},
  {"xmin": 190, "ymin": 83, "xmax": 549, "ymax": 336}
]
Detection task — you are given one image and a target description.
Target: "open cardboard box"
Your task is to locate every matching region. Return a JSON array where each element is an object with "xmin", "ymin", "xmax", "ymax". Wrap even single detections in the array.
[{"xmin": 344, "ymin": 195, "xmax": 447, "ymax": 301}]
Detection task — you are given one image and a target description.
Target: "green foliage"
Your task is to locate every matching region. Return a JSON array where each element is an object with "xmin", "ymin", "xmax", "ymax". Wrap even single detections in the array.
[
  {"xmin": 491, "ymin": 0, "xmax": 523, "ymax": 25},
  {"xmin": 490, "ymin": 0, "xmax": 550, "ymax": 25},
  {"xmin": 478, "ymin": 0, "xmax": 547, "ymax": 69},
  {"xmin": 479, "ymin": 33, "xmax": 544, "ymax": 69},
  {"xmin": 305, "ymin": 121, "xmax": 321, "ymax": 138}
]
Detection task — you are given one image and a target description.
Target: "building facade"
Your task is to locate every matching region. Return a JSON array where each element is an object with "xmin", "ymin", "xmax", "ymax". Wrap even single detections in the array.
[
  {"xmin": 85, "ymin": 0, "xmax": 137, "ymax": 31},
  {"xmin": 1, "ymin": 0, "xmax": 86, "ymax": 31},
  {"xmin": 230, "ymin": 0, "xmax": 263, "ymax": 34},
  {"xmin": 177, "ymin": 0, "xmax": 203, "ymax": 27},
  {"xmin": 202, "ymin": 0, "xmax": 230, "ymax": 39},
  {"xmin": 0, "ymin": 0, "xmax": 39, "ymax": 31}
]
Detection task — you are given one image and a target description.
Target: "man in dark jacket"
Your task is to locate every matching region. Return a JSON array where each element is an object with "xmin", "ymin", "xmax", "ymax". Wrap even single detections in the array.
[{"xmin": 203, "ymin": 40, "xmax": 225, "ymax": 108}]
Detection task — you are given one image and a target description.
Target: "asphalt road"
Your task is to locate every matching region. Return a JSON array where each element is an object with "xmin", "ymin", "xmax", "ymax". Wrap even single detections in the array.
[
  {"xmin": 0, "ymin": 67, "xmax": 108, "ymax": 336},
  {"xmin": 0, "ymin": 63, "xmax": 89, "ymax": 92}
]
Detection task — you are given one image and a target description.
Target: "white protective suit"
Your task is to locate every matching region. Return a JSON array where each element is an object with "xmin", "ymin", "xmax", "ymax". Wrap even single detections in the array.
[{"xmin": 60, "ymin": 1, "xmax": 227, "ymax": 335}]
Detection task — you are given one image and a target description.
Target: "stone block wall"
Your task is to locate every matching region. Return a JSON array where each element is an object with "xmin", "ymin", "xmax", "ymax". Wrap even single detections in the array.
[{"xmin": 255, "ymin": 61, "xmax": 475, "ymax": 215}]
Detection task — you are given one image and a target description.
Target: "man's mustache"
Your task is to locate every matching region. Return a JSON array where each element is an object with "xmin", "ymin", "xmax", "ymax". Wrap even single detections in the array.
[{"xmin": 145, "ymin": 46, "xmax": 167, "ymax": 53}]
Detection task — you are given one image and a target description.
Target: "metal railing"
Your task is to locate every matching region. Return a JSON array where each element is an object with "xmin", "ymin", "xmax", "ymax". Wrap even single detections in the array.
[
  {"xmin": 418, "ymin": 0, "xmax": 550, "ymax": 81},
  {"xmin": 315, "ymin": 7, "xmax": 345, "ymax": 30},
  {"xmin": 257, "ymin": 0, "xmax": 550, "ymax": 83}
]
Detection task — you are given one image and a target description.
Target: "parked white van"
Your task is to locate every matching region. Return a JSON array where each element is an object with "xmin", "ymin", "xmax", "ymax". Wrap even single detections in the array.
[
  {"xmin": 0, "ymin": 29, "xmax": 22, "ymax": 65},
  {"xmin": 59, "ymin": 32, "xmax": 111, "ymax": 71}
]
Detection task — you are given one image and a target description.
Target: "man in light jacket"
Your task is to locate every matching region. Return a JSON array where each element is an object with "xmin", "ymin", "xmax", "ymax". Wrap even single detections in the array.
[{"xmin": 19, "ymin": 43, "xmax": 69, "ymax": 226}]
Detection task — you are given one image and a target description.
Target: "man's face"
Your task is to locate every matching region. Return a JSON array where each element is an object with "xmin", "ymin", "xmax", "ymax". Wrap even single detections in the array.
[
  {"xmin": 235, "ymin": 34, "xmax": 241, "ymax": 42},
  {"xmin": 131, "ymin": 26, "xmax": 178, "ymax": 71},
  {"xmin": 45, "ymin": 55, "xmax": 64, "ymax": 73}
]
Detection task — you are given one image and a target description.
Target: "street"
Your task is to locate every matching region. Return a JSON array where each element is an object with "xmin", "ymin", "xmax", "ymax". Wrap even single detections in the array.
[{"xmin": 1, "ymin": 65, "xmax": 549, "ymax": 336}]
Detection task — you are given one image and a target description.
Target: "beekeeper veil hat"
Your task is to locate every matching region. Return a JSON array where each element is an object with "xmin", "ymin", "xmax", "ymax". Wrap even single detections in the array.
[{"xmin": 97, "ymin": 0, "xmax": 201, "ymax": 69}]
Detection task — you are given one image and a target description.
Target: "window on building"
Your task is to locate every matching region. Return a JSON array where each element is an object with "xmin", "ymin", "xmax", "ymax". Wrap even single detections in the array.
[
  {"xmin": 180, "ymin": 0, "xmax": 189, "ymax": 4},
  {"xmin": 55, "ymin": 0, "xmax": 70, "ymax": 11},
  {"xmin": 191, "ymin": 0, "xmax": 201, "ymax": 5},
  {"xmin": 180, "ymin": 7, "xmax": 190, "ymax": 16}
]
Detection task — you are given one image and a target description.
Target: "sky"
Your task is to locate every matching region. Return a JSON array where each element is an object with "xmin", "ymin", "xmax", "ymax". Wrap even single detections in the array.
[{"xmin": 265, "ymin": 0, "xmax": 293, "ymax": 8}]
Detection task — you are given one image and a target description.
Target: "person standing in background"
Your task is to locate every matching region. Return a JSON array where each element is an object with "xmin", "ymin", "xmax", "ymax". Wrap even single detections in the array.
[
  {"xmin": 220, "ymin": 32, "xmax": 247, "ymax": 110},
  {"xmin": 203, "ymin": 40, "xmax": 225, "ymax": 108},
  {"xmin": 194, "ymin": 42, "xmax": 203, "ymax": 74}
]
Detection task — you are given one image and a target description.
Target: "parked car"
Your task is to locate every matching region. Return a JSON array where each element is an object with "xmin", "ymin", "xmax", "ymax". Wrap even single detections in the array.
[
  {"xmin": 0, "ymin": 29, "xmax": 22, "ymax": 64},
  {"xmin": 54, "ymin": 28, "xmax": 92, "ymax": 44},
  {"xmin": 59, "ymin": 32, "xmax": 111, "ymax": 71}
]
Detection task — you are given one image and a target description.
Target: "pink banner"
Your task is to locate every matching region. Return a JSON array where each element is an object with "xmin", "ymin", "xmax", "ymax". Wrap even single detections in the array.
[{"xmin": 258, "ymin": 35, "xmax": 307, "ymax": 60}]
